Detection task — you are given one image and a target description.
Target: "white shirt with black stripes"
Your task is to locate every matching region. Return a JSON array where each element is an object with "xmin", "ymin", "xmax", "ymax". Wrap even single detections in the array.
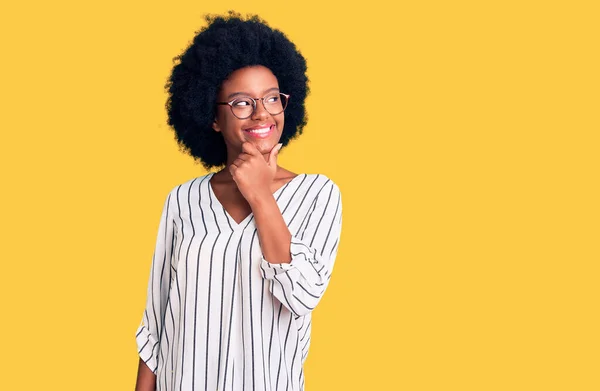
[{"xmin": 135, "ymin": 172, "xmax": 343, "ymax": 391}]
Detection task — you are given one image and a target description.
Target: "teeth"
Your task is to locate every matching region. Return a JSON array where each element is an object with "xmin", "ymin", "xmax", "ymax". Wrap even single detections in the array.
[{"xmin": 247, "ymin": 126, "xmax": 271, "ymax": 134}]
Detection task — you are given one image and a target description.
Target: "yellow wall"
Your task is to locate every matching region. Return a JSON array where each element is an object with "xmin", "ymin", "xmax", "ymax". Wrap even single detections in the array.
[{"xmin": 1, "ymin": 1, "xmax": 598, "ymax": 389}]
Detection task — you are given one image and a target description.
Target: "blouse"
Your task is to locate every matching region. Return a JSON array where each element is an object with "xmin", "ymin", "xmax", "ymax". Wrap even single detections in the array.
[{"xmin": 135, "ymin": 172, "xmax": 343, "ymax": 391}]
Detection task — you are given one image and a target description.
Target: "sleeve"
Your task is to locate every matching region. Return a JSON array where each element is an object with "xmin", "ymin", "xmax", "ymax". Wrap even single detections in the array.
[
  {"xmin": 259, "ymin": 179, "xmax": 343, "ymax": 317},
  {"xmin": 135, "ymin": 188, "xmax": 176, "ymax": 374}
]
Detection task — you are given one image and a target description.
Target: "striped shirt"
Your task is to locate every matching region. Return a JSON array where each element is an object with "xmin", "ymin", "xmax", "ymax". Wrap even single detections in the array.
[{"xmin": 135, "ymin": 172, "xmax": 343, "ymax": 391}]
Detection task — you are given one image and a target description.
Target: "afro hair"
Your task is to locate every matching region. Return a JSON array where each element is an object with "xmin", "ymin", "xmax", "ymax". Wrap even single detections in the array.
[{"xmin": 164, "ymin": 10, "xmax": 310, "ymax": 170}]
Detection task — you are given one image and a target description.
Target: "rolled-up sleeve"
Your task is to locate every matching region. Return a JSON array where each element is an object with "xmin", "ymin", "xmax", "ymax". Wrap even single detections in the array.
[
  {"xmin": 260, "ymin": 180, "xmax": 343, "ymax": 316},
  {"xmin": 135, "ymin": 189, "xmax": 176, "ymax": 374}
]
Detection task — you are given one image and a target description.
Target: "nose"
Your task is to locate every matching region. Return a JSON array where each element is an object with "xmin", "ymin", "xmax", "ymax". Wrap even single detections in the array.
[{"xmin": 251, "ymin": 98, "xmax": 270, "ymax": 120}]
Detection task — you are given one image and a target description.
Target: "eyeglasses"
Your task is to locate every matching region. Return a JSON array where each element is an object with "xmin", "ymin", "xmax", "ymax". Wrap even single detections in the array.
[{"xmin": 216, "ymin": 92, "xmax": 290, "ymax": 119}]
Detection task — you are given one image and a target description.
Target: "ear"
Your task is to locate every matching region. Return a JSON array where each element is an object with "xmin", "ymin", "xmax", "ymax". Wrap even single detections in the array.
[{"xmin": 212, "ymin": 118, "xmax": 221, "ymax": 132}]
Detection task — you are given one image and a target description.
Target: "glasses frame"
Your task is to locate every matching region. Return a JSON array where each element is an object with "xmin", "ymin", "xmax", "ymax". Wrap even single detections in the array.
[{"xmin": 216, "ymin": 92, "xmax": 290, "ymax": 119}]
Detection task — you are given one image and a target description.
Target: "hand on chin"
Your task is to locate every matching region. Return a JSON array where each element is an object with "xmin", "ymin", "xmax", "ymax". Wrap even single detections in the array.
[{"xmin": 229, "ymin": 141, "xmax": 283, "ymax": 203}]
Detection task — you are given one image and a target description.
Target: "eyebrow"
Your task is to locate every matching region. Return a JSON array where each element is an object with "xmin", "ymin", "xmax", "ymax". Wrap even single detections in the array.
[{"xmin": 226, "ymin": 87, "xmax": 280, "ymax": 100}]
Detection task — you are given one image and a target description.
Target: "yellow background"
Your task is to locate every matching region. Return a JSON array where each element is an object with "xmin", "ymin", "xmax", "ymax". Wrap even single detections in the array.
[{"xmin": 1, "ymin": 0, "xmax": 598, "ymax": 390}]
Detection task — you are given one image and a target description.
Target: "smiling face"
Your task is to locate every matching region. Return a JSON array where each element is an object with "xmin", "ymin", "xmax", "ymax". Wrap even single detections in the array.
[{"xmin": 213, "ymin": 65, "xmax": 284, "ymax": 160}]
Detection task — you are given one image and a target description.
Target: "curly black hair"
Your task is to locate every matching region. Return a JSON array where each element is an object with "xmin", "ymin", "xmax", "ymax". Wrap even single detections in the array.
[{"xmin": 164, "ymin": 11, "xmax": 310, "ymax": 170}]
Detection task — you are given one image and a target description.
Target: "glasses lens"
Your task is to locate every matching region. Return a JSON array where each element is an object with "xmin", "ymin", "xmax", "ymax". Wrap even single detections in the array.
[
  {"xmin": 231, "ymin": 98, "xmax": 254, "ymax": 119},
  {"xmin": 264, "ymin": 93, "xmax": 288, "ymax": 115}
]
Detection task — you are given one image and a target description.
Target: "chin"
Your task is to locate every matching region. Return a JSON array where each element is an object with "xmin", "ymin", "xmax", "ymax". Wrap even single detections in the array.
[
  {"xmin": 257, "ymin": 143, "xmax": 274, "ymax": 154},
  {"xmin": 240, "ymin": 132, "xmax": 280, "ymax": 153}
]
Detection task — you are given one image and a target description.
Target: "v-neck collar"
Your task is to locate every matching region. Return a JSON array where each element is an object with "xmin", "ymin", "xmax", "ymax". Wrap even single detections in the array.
[{"xmin": 206, "ymin": 172, "xmax": 305, "ymax": 231}]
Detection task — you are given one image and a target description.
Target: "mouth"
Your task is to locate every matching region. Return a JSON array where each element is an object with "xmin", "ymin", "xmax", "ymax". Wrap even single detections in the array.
[{"xmin": 243, "ymin": 124, "xmax": 275, "ymax": 139}]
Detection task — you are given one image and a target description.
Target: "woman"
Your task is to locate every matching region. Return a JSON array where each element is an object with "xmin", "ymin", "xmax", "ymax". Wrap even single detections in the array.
[{"xmin": 135, "ymin": 11, "xmax": 343, "ymax": 391}]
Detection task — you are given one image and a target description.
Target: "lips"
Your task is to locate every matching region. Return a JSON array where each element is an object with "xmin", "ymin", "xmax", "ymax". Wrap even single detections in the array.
[{"xmin": 243, "ymin": 124, "xmax": 275, "ymax": 138}]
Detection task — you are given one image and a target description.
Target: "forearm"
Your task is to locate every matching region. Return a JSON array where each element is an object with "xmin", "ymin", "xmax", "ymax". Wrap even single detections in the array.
[
  {"xmin": 255, "ymin": 179, "xmax": 343, "ymax": 316},
  {"xmin": 135, "ymin": 358, "xmax": 156, "ymax": 391},
  {"xmin": 250, "ymin": 193, "xmax": 292, "ymax": 264}
]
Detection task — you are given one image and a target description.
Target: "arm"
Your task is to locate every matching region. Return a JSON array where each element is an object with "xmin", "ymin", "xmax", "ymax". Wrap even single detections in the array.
[
  {"xmin": 251, "ymin": 178, "xmax": 343, "ymax": 316},
  {"xmin": 135, "ymin": 358, "xmax": 156, "ymax": 391},
  {"xmin": 134, "ymin": 188, "xmax": 177, "ymax": 388},
  {"xmin": 249, "ymin": 191, "xmax": 293, "ymax": 266}
]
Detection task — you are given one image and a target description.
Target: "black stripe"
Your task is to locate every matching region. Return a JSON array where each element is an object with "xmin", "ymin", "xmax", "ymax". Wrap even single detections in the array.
[
  {"xmin": 268, "ymin": 285, "xmax": 278, "ymax": 390},
  {"xmin": 329, "ymin": 237, "xmax": 339, "ymax": 259},
  {"xmin": 296, "ymin": 196, "xmax": 318, "ymax": 237},
  {"xmin": 238, "ymin": 239, "xmax": 246, "ymax": 391},
  {"xmin": 300, "ymin": 179, "xmax": 331, "ymax": 240},
  {"xmin": 308, "ymin": 182, "xmax": 334, "ymax": 247},
  {"xmin": 281, "ymin": 174, "xmax": 310, "ymax": 217},
  {"xmin": 222, "ymin": 230, "xmax": 240, "ymax": 389},
  {"xmin": 203, "ymin": 185, "xmax": 221, "ymax": 390},
  {"xmin": 302, "ymin": 336, "xmax": 311, "ymax": 352},
  {"xmin": 290, "ymin": 323, "xmax": 300, "ymax": 390},
  {"xmin": 157, "ymin": 192, "xmax": 174, "ymax": 387},
  {"xmin": 273, "ymin": 274, "xmax": 300, "ymax": 317},
  {"xmin": 275, "ymin": 302, "xmax": 283, "ymax": 390},
  {"xmin": 290, "ymin": 250, "xmax": 321, "ymax": 279},
  {"xmin": 139, "ymin": 338, "xmax": 149, "ymax": 353},
  {"xmin": 283, "ymin": 313, "xmax": 293, "ymax": 391},
  {"xmin": 318, "ymin": 187, "xmax": 341, "ymax": 257},
  {"xmin": 260, "ymin": 261, "xmax": 268, "ymax": 391},
  {"xmin": 291, "ymin": 294, "xmax": 315, "ymax": 310},
  {"xmin": 248, "ymin": 230, "xmax": 258, "ymax": 390},
  {"xmin": 300, "ymin": 321, "xmax": 311, "ymax": 343},
  {"xmin": 171, "ymin": 185, "xmax": 184, "ymax": 390},
  {"xmin": 286, "ymin": 175, "xmax": 317, "ymax": 225},
  {"xmin": 296, "ymin": 281, "xmax": 321, "ymax": 299},
  {"xmin": 190, "ymin": 177, "xmax": 208, "ymax": 389},
  {"xmin": 176, "ymin": 183, "xmax": 189, "ymax": 389},
  {"xmin": 216, "ymin": 230, "xmax": 234, "ymax": 387}
]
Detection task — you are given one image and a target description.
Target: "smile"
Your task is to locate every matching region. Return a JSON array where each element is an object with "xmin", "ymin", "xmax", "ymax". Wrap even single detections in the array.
[{"xmin": 243, "ymin": 124, "xmax": 275, "ymax": 138}]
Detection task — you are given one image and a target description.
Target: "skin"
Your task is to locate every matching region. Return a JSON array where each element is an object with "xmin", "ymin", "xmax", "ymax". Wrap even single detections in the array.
[
  {"xmin": 135, "ymin": 358, "xmax": 156, "ymax": 391},
  {"xmin": 135, "ymin": 65, "xmax": 297, "ymax": 389}
]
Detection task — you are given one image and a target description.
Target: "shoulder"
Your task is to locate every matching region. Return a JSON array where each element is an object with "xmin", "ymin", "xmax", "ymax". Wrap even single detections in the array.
[
  {"xmin": 300, "ymin": 174, "xmax": 342, "ymax": 218},
  {"xmin": 164, "ymin": 173, "xmax": 213, "ymax": 205},
  {"xmin": 301, "ymin": 173, "xmax": 341, "ymax": 202},
  {"xmin": 312, "ymin": 173, "xmax": 340, "ymax": 193},
  {"xmin": 179, "ymin": 173, "xmax": 213, "ymax": 191},
  {"xmin": 178, "ymin": 173, "xmax": 212, "ymax": 189}
]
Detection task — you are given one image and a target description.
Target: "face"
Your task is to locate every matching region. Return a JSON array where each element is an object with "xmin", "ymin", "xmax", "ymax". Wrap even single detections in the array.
[{"xmin": 212, "ymin": 65, "xmax": 284, "ymax": 157}]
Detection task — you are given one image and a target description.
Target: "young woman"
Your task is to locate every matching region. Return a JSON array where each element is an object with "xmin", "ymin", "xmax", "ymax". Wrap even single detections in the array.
[{"xmin": 135, "ymin": 11, "xmax": 343, "ymax": 391}]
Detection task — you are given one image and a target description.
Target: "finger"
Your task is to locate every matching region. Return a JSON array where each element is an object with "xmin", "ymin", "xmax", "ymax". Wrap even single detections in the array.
[
  {"xmin": 236, "ymin": 152, "xmax": 251, "ymax": 161},
  {"xmin": 268, "ymin": 143, "xmax": 283, "ymax": 167}
]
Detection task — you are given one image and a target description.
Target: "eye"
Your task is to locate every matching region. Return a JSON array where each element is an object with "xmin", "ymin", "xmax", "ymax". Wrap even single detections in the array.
[
  {"xmin": 265, "ymin": 95, "xmax": 279, "ymax": 103},
  {"xmin": 233, "ymin": 99, "xmax": 252, "ymax": 107}
]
